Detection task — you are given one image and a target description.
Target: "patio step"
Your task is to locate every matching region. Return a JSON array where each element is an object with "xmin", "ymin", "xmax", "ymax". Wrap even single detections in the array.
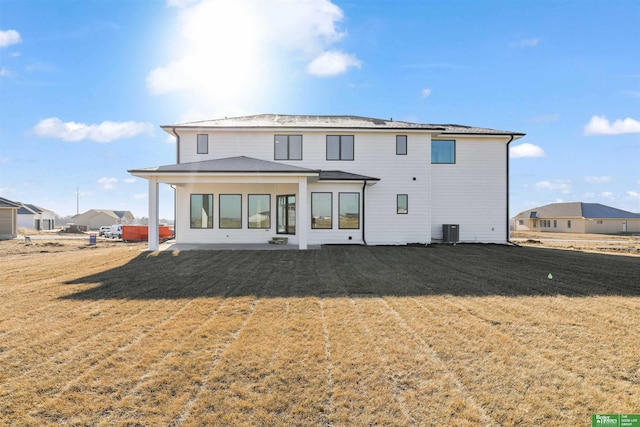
[{"xmin": 269, "ymin": 237, "xmax": 289, "ymax": 245}]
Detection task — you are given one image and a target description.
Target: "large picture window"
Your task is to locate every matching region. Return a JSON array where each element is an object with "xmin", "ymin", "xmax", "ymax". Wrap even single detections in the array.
[
  {"xmin": 327, "ymin": 135, "xmax": 354, "ymax": 160},
  {"xmin": 274, "ymin": 135, "xmax": 302, "ymax": 160},
  {"xmin": 219, "ymin": 194, "xmax": 242, "ymax": 229},
  {"xmin": 432, "ymin": 140, "xmax": 455, "ymax": 164},
  {"xmin": 248, "ymin": 194, "xmax": 271, "ymax": 229},
  {"xmin": 339, "ymin": 192, "xmax": 359, "ymax": 229},
  {"xmin": 190, "ymin": 194, "xmax": 213, "ymax": 228},
  {"xmin": 311, "ymin": 192, "xmax": 332, "ymax": 229},
  {"xmin": 197, "ymin": 134, "xmax": 209, "ymax": 154}
]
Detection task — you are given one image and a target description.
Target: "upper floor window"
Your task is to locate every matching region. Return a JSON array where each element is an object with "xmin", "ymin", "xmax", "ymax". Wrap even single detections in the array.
[
  {"xmin": 396, "ymin": 135, "xmax": 407, "ymax": 155},
  {"xmin": 327, "ymin": 135, "xmax": 354, "ymax": 160},
  {"xmin": 274, "ymin": 135, "xmax": 302, "ymax": 160},
  {"xmin": 432, "ymin": 139, "xmax": 455, "ymax": 164},
  {"xmin": 197, "ymin": 134, "xmax": 209, "ymax": 154}
]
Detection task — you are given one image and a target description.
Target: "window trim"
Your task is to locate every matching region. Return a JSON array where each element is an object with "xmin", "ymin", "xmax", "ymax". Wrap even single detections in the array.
[
  {"xmin": 338, "ymin": 192, "xmax": 360, "ymax": 229},
  {"xmin": 247, "ymin": 194, "xmax": 271, "ymax": 229},
  {"xmin": 311, "ymin": 192, "xmax": 333, "ymax": 230},
  {"xmin": 197, "ymin": 134, "xmax": 209, "ymax": 154},
  {"xmin": 274, "ymin": 134, "xmax": 303, "ymax": 160},
  {"xmin": 190, "ymin": 194, "xmax": 214, "ymax": 229},
  {"xmin": 219, "ymin": 194, "xmax": 242, "ymax": 229},
  {"xmin": 431, "ymin": 139, "xmax": 456, "ymax": 164},
  {"xmin": 397, "ymin": 194, "xmax": 408, "ymax": 214},
  {"xmin": 396, "ymin": 135, "xmax": 407, "ymax": 155},
  {"xmin": 326, "ymin": 135, "xmax": 355, "ymax": 161}
]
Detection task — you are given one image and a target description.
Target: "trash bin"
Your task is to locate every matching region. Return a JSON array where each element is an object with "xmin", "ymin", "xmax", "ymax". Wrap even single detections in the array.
[{"xmin": 89, "ymin": 234, "xmax": 97, "ymax": 245}]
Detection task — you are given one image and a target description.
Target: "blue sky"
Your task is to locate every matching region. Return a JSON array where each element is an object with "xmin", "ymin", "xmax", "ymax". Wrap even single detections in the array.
[{"xmin": 1, "ymin": 0, "xmax": 639, "ymax": 220}]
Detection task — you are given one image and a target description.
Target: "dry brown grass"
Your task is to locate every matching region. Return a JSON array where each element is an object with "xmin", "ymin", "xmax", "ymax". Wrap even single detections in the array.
[{"xmin": 1, "ymin": 240, "xmax": 638, "ymax": 426}]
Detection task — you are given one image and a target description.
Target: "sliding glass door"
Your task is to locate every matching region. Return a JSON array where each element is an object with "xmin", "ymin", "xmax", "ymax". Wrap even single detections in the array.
[{"xmin": 276, "ymin": 195, "xmax": 296, "ymax": 234}]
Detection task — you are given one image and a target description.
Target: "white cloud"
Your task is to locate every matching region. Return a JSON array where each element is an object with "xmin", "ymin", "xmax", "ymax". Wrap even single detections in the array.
[
  {"xmin": 0, "ymin": 67, "xmax": 11, "ymax": 77},
  {"xmin": 584, "ymin": 192, "xmax": 596, "ymax": 199},
  {"xmin": 97, "ymin": 177, "xmax": 118, "ymax": 191},
  {"xmin": 583, "ymin": 115, "xmax": 640, "ymax": 135},
  {"xmin": 0, "ymin": 29, "xmax": 21, "ymax": 48},
  {"xmin": 0, "ymin": 157, "xmax": 8, "ymax": 163},
  {"xmin": 32, "ymin": 117, "xmax": 154, "ymax": 142},
  {"xmin": 148, "ymin": 0, "xmax": 359, "ymax": 105},
  {"xmin": 584, "ymin": 176, "xmax": 613, "ymax": 184},
  {"xmin": 535, "ymin": 179, "xmax": 571, "ymax": 194},
  {"xmin": 510, "ymin": 143, "xmax": 545, "ymax": 158},
  {"xmin": 510, "ymin": 38, "xmax": 539, "ymax": 48},
  {"xmin": 627, "ymin": 191, "xmax": 639, "ymax": 199},
  {"xmin": 306, "ymin": 50, "xmax": 361, "ymax": 77},
  {"xmin": 123, "ymin": 178, "xmax": 136, "ymax": 184},
  {"xmin": 134, "ymin": 193, "xmax": 147, "ymax": 199},
  {"xmin": 421, "ymin": 88, "xmax": 432, "ymax": 98},
  {"xmin": 600, "ymin": 191, "xmax": 614, "ymax": 199}
]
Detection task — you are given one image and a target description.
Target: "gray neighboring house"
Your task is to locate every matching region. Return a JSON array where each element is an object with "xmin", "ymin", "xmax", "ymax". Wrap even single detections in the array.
[
  {"xmin": 72, "ymin": 209, "xmax": 134, "ymax": 230},
  {"xmin": 513, "ymin": 202, "xmax": 640, "ymax": 234},
  {"xmin": 17, "ymin": 203, "xmax": 57, "ymax": 230},
  {"xmin": 0, "ymin": 197, "xmax": 19, "ymax": 240}
]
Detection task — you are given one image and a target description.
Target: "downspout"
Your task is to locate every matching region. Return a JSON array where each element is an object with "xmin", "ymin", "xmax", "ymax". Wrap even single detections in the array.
[
  {"xmin": 506, "ymin": 135, "xmax": 516, "ymax": 246},
  {"xmin": 362, "ymin": 180, "xmax": 367, "ymax": 245},
  {"xmin": 173, "ymin": 127, "xmax": 180, "ymax": 163}
]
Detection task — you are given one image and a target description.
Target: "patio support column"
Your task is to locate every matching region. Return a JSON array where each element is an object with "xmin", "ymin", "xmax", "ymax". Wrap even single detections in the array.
[
  {"xmin": 297, "ymin": 176, "xmax": 308, "ymax": 250},
  {"xmin": 148, "ymin": 176, "xmax": 159, "ymax": 251}
]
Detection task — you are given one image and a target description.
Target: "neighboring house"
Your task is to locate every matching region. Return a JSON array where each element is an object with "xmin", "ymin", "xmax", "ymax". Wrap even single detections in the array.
[
  {"xmin": 17, "ymin": 203, "xmax": 57, "ymax": 230},
  {"xmin": 0, "ymin": 197, "xmax": 19, "ymax": 240},
  {"xmin": 129, "ymin": 114, "xmax": 525, "ymax": 250},
  {"xmin": 72, "ymin": 209, "xmax": 134, "ymax": 230},
  {"xmin": 513, "ymin": 202, "xmax": 640, "ymax": 234}
]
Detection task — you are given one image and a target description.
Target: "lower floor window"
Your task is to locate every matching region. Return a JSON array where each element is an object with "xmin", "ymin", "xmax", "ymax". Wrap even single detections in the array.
[
  {"xmin": 339, "ymin": 192, "xmax": 360, "ymax": 229},
  {"xmin": 248, "ymin": 194, "xmax": 271, "ymax": 229},
  {"xmin": 567, "ymin": 220, "xmax": 572, "ymax": 228},
  {"xmin": 312, "ymin": 192, "xmax": 332, "ymax": 229},
  {"xmin": 191, "ymin": 194, "xmax": 213, "ymax": 228},
  {"xmin": 219, "ymin": 194, "xmax": 242, "ymax": 229},
  {"xmin": 397, "ymin": 194, "xmax": 408, "ymax": 214}
]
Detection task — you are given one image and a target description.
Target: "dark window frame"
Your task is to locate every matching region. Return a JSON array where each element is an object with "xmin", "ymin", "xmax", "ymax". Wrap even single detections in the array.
[
  {"xmin": 247, "ymin": 194, "xmax": 271, "ymax": 229},
  {"xmin": 190, "ymin": 194, "xmax": 214, "ymax": 229},
  {"xmin": 326, "ymin": 135, "xmax": 355, "ymax": 161},
  {"xmin": 219, "ymin": 194, "xmax": 242, "ymax": 229},
  {"xmin": 274, "ymin": 134, "xmax": 303, "ymax": 160},
  {"xmin": 338, "ymin": 192, "xmax": 360, "ymax": 229},
  {"xmin": 567, "ymin": 220, "xmax": 572, "ymax": 229},
  {"xmin": 396, "ymin": 135, "xmax": 407, "ymax": 155},
  {"xmin": 311, "ymin": 192, "xmax": 333, "ymax": 229},
  {"xmin": 431, "ymin": 139, "xmax": 456, "ymax": 164},
  {"xmin": 197, "ymin": 134, "xmax": 209, "ymax": 154},
  {"xmin": 397, "ymin": 194, "xmax": 408, "ymax": 214}
]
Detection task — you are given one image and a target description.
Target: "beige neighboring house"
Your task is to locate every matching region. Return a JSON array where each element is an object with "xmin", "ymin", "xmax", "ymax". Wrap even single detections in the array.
[
  {"xmin": 0, "ymin": 197, "xmax": 20, "ymax": 240},
  {"xmin": 513, "ymin": 202, "xmax": 640, "ymax": 234},
  {"xmin": 72, "ymin": 209, "xmax": 134, "ymax": 230},
  {"xmin": 17, "ymin": 203, "xmax": 57, "ymax": 230}
]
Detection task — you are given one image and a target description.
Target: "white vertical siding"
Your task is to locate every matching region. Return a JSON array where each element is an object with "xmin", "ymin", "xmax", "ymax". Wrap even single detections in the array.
[{"xmin": 430, "ymin": 138, "xmax": 508, "ymax": 243}]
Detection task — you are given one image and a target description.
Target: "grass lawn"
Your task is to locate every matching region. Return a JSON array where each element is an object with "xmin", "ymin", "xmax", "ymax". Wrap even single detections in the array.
[{"xmin": 1, "ymin": 242, "xmax": 639, "ymax": 426}]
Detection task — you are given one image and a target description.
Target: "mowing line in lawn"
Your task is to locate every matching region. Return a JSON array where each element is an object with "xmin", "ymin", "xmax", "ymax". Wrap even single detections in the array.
[{"xmin": 318, "ymin": 297, "xmax": 336, "ymax": 427}]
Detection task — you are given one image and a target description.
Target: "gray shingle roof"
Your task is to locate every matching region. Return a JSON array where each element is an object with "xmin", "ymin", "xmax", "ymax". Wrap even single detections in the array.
[
  {"xmin": 129, "ymin": 156, "xmax": 319, "ymax": 174},
  {"xmin": 161, "ymin": 114, "xmax": 524, "ymax": 136},
  {"xmin": 515, "ymin": 202, "xmax": 640, "ymax": 219},
  {"xmin": 0, "ymin": 197, "xmax": 20, "ymax": 208},
  {"xmin": 319, "ymin": 170, "xmax": 380, "ymax": 181}
]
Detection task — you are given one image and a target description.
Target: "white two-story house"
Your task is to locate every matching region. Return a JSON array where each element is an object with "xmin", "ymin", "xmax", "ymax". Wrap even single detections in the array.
[{"xmin": 129, "ymin": 115, "xmax": 525, "ymax": 250}]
